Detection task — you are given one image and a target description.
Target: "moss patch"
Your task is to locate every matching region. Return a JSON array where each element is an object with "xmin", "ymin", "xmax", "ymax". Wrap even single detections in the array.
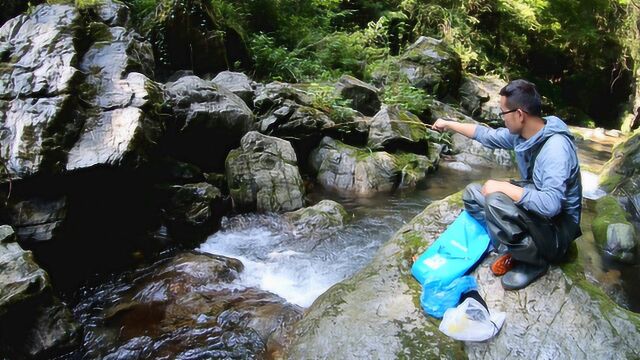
[{"xmin": 592, "ymin": 196, "xmax": 630, "ymax": 247}]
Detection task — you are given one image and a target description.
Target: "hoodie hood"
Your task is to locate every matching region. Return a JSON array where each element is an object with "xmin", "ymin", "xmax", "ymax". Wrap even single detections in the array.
[{"xmin": 514, "ymin": 116, "xmax": 574, "ymax": 153}]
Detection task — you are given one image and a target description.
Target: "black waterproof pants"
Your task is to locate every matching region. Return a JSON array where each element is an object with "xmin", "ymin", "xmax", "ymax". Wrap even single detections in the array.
[{"xmin": 462, "ymin": 183, "xmax": 579, "ymax": 265}]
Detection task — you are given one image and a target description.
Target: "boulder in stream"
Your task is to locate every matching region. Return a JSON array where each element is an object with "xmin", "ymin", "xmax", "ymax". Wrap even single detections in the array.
[
  {"xmin": 592, "ymin": 196, "xmax": 637, "ymax": 263},
  {"xmin": 165, "ymin": 75, "xmax": 256, "ymax": 171},
  {"xmin": 0, "ymin": 225, "xmax": 79, "ymax": 358},
  {"xmin": 76, "ymin": 251, "xmax": 303, "ymax": 360},
  {"xmin": 284, "ymin": 199, "xmax": 348, "ymax": 238},
  {"xmin": 367, "ymin": 105, "xmax": 429, "ymax": 154},
  {"xmin": 226, "ymin": 131, "xmax": 305, "ymax": 212}
]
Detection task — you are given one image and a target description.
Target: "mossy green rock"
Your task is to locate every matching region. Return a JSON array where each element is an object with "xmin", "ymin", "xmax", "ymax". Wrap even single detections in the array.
[
  {"xmin": 592, "ymin": 196, "xmax": 636, "ymax": 262},
  {"xmin": 226, "ymin": 131, "xmax": 305, "ymax": 212},
  {"xmin": 367, "ymin": 105, "xmax": 429, "ymax": 155},
  {"xmin": 284, "ymin": 199, "xmax": 348, "ymax": 237},
  {"xmin": 397, "ymin": 36, "xmax": 462, "ymax": 99},
  {"xmin": 286, "ymin": 192, "xmax": 640, "ymax": 359},
  {"xmin": 309, "ymin": 137, "xmax": 398, "ymax": 195},
  {"xmin": 599, "ymin": 130, "xmax": 640, "ymax": 192}
]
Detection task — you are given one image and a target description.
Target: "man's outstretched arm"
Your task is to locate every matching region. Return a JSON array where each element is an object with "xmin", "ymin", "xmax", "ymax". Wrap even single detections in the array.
[{"xmin": 432, "ymin": 118, "xmax": 477, "ymax": 138}]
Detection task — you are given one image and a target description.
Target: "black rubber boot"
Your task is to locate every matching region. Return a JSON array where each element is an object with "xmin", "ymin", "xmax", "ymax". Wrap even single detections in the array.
[{"xmin": 500, "ymin": 262, "xmax": 549, "ymax": 290}]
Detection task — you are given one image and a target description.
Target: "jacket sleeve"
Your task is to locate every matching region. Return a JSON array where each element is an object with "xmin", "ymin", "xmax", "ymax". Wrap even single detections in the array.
[
  {"xmin": 516, "ymin": 135, "xmax": 574, "ymax": 218},
  {"xmin": 473, "ymin": 126, "xmax": 516, "ymax": 150}
]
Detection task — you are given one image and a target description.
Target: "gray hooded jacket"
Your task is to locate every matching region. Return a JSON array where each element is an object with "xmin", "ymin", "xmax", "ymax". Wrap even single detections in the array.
[{"xmin": 473, "ymin": 116, "xmax": 582, "ymax": 224}]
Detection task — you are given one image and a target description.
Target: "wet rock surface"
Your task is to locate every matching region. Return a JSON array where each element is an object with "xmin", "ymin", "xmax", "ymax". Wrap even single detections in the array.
[
  {"xmin": 212, "ymin": 71, "xmax": 256, "ymax": 106},
  {"xmin": 310, "ymin": 136, "xmax": 398, "ymax": 195},
  {"xmin": 368, "ymin": 105, "xmax": 429, "ymax": 154},
  {"xmin": 0, "ymin": 4, "xmax": 81, "ymax": 181},
  {"xmin": 0, "ymin": 226, "xmax": 79, "ymax": 358},
  {"xmin": 73, "ymin": 251, "xmax": 303, "ymax": 360},
  {"xmin": 284, "ymin": 199, "xmax": 348, "ymax": 238},
  {"xmin": 334, "ymin": 75, "xmax": 381, "ymax": 116},
  {"xmin": 285, "ymin": 192, "xmax": 640, "ymax": 359},
  {"xmin": 397, "ymin": 36, "xmax": 462, "ymax": 99},
  {"xmin": 226, "ymin": 131, "xmax": 305, "ymax": 212},
  {"xmin": 165, "ymin": 75, "xmax": 255, "ymax": 171},
  {"xmin": 161, "ymin": 182, "xmax": 229, "ymax": 245},
  {"xmin": 459, "ymin": 74, "xmax": 507, "ymax": 122}
]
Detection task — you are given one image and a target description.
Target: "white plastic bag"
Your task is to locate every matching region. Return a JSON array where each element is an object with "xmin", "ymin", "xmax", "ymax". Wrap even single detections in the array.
[{"xmin": 438, "ymin": 297, "xmax": 506, "ymax": 342}]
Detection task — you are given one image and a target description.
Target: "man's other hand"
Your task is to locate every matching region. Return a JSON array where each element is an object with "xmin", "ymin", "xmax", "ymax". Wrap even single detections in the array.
[{"xmin": 481, "ymin": 179, "xmax": 525, "ymax": 202}]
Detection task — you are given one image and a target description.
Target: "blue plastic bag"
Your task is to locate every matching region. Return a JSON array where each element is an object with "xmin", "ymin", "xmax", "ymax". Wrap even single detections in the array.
[
  {"xmin": 411, "ymin": 211, "xmax": 490, "ymax": 286},
  {"xmin": 411, "ymin": 211, "xmax": 490, "ymax": 318},
  {"xmin": 420, "ymin": 276, "xmax": 478, "ymax": 318}
]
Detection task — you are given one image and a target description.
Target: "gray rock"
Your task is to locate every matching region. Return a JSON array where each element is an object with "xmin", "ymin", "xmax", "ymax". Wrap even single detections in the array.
[
  {"xmin": 599, "ymin": 131, "xmax": 640, "ymax": 222},
  {"xmin": 309, "ymin": 137, "xmax": 397, "ymax": 195},
  {"xmin": 165, "ymin": 75, "xmax": 256, "ymax": 171},
  {"xmin": 439, "ymin": 161, "xmax": 474, "ymax": 172},
  {"xmin": 397, "ymin": 36, "xmax": 462, "ymax": 99},
  {"xmin": 0, "ymin": 231, "xmax": 50, "ymax": 317},
  {"xmin": 451, "ymin": 132, "xmax": 514, "ymax": 168},
  {"xmin": 79, "ymin": 26, "xmax": 155, "ymax": 109},
  {"xmin": 253, "ymin": 81, "xmax": 314, "ymax": 113},
  {"xmin": 66, "ymin": 107, "xmax": 162, "ymax": 170},
  {"xmin": 285, "ymin": 192, "xmax": 640, "ymax": 359},
  {"xmin": 334, "ymin": 75, "xmax": 381, "ymax": 116},
  {"xmin": 262, "ymin": 103, "xmax": 335, "ymax": 138},
  {"xmin": 395, "ymin": 151, "xmax": 438, "ymax": 188},
  {"xmin": 368, "ymin": 105, "xmax": 429, "ymax": 154},
  {"xmin": 162, "ymin": 182, "xmax": 227, "ymax": 244},
  {"xmin": 212, "ymin": 71, "xmax": 255, "ymax": 105},
  {"xmin": 605, "ymin": 223, "xmax": 637, "ymax": 263},
  {"xmin": 459, "ymin": 74, "xmax": 507, "ymax": 121},
  {"xmin": 284, "ymin": 199, "xmax": 348, "ymax": 236},
  {"xmin": 0, "ymin": 96, "xmax": 78, "ymax": 181},
  {"xmin": 6, "ymin": 196, "xmax": 67, "ymax": 244},
  {"xmin": 226, "ymin": 131, "xmax": 305, "ymax": 212},
  {"xmin": 0, "ymin": 4, "xmax": 80, "ymax": 98},
  {"xmin": 18, "ymin": 299, "xmax": 80, "ymax": 358},
  {"xmin": 95, "ymin": 0, "xmax": 130, "ymax": 27}
]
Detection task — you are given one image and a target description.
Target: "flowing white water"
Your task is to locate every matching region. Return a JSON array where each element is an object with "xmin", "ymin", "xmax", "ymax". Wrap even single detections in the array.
[{"xmin": 199, "ymin": 166, "xmax": 518, "ymax": 308}]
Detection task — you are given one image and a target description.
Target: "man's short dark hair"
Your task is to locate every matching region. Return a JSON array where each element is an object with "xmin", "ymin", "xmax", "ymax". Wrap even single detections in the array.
[{"xmin": 499, "ymin": 79, "xmax": 542, "ymax": 116}]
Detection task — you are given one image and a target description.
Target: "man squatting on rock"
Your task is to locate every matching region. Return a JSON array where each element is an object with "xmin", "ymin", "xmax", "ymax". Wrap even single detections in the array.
[{"xmin": 433, "ymin": 79, "xmax": 582, "ymax": 290}]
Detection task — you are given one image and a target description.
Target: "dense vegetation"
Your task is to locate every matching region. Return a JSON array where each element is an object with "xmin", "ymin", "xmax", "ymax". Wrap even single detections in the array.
[{"xmin": 46, "ymin": 0, "xmax": 640, "ymax": 128}]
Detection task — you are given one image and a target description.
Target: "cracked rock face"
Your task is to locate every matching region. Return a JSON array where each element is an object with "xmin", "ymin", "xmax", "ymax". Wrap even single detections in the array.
[
  {"xmin": 226, "ymin": 131, "xmax": 305, "ymax": 212},
  {"xmin": 310, "ymin": 136, "xmax": 398, "ymax": 195},
  {"xmin": 67, "ymin": 24, "xmax": 162, "ymax": 171},
  {"xmin": 0, "ymin": 5, "xmax": 81, "ymax": 181},
  {"xmin": 334, "ymin": 75, "xmax": 381, "ymax": 116},
  {"xmin": 165, "ymin": 75, "xmax": 256, "ymax": 171},
  {"xmin": 459, "ymin": 74, "xmax": 507, "ymax": 122},
  {"xmin": 367, "ymin": 105, "xmax": 429, "ymax": 154},
  {"xmin": 397, "ymin": 36, "xmax": 462, "ymax": 99},
  {"xmin": 285, "ymin": 192, "xmax": 640, "ymax": 359}
]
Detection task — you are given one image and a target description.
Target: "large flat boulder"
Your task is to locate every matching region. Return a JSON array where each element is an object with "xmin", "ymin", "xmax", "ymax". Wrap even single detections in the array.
[
  {"xmin": 75, "ymin": 251, "xmax": 303, "ymax": 359},
  {"xmin": 285, "ymin": 192, "xmax": 640, "ymax": 359}
]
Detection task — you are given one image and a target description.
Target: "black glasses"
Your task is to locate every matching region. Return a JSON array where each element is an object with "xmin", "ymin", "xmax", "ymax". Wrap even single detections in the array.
[{"xmin": 498, "ymin": 109, "xmax": 518, "ymax": 118}]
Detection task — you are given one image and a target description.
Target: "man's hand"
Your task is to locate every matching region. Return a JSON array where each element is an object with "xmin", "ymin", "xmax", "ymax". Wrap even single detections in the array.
[
  {"xmin": 432, "ymin": 118, "xmax": 450, "ymax": 132},
  {"xmin": 481, "ymin": 180, "xmax": 525, "ymax": 202}
]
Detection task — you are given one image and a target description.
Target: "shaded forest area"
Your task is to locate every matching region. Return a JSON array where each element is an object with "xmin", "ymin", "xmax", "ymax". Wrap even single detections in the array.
[{"xmin": 7, "ymin": 0, "xmax": 640, "ymax": 129}]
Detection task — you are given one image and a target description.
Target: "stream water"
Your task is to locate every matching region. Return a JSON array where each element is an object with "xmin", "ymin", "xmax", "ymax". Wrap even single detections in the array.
[
  {"xmin": 198, "ymin": 166, "xmax": 517, "ymax": 307},
  {"xmin": 69, "ymin": 129, "xmax": 639, "ymax": 358}
]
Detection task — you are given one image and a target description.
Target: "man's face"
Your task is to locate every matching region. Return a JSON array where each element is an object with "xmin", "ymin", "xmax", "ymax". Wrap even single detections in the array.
[{"xmin": 499, "ymin": 96, "xmax": 523, "ymax": 135}]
